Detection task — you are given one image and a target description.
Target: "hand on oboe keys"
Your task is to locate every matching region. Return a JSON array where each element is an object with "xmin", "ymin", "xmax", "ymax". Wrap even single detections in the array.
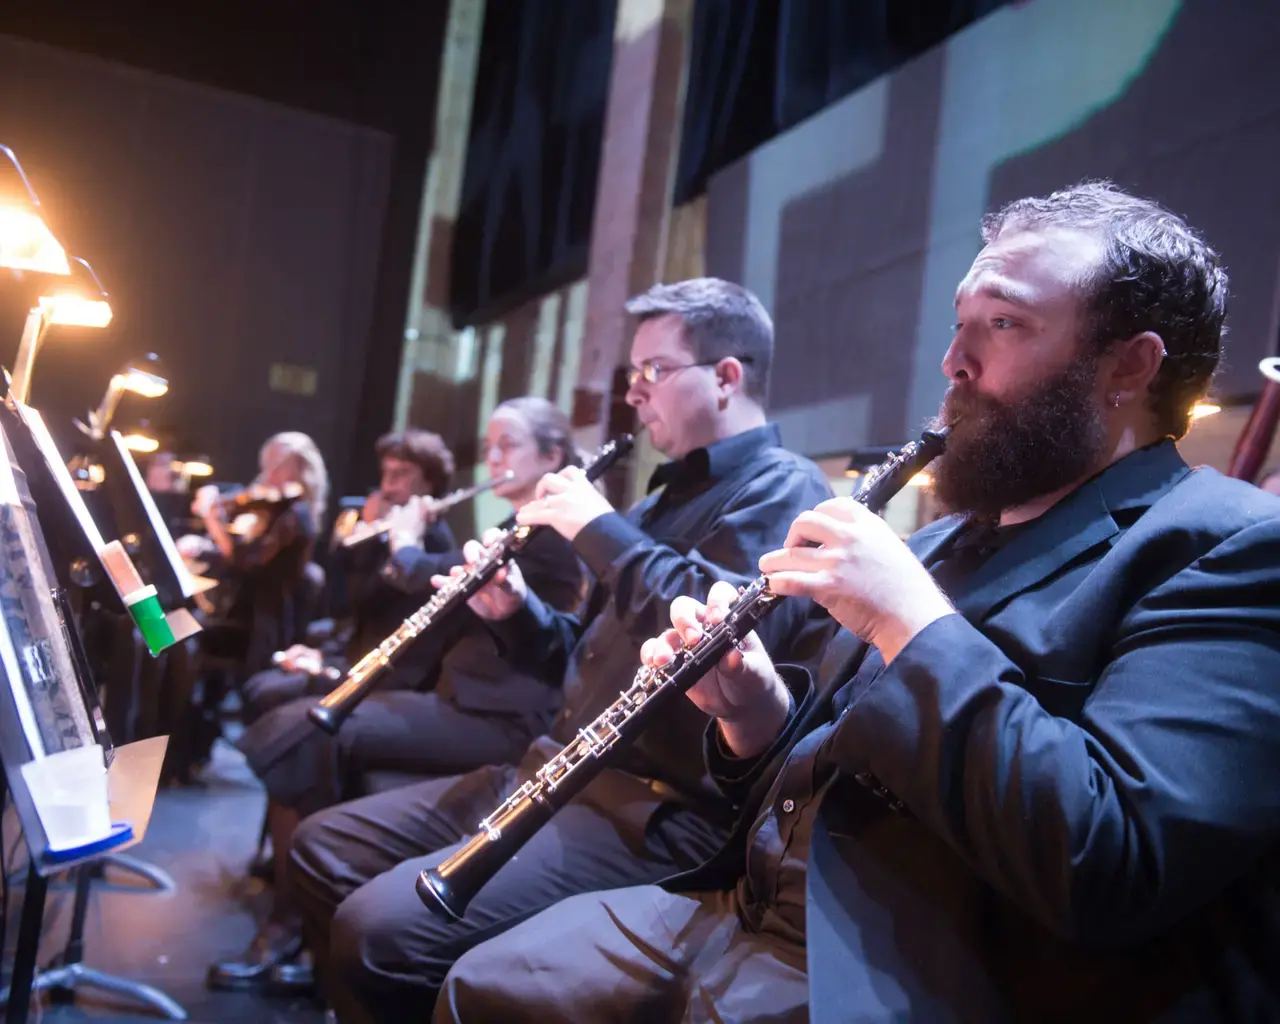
[
  {"xmin": 515, "ymin": 464, "xmax": 614, "ymax": 541},
  {"xmin": 430, "ymin": 530, "xmax": 529, "ymax": 621},
  {"xmin": 276, "ymin": 643, "xmax": 325, "ymax": 675},
  {"xmin": 640, "ymin": 579, "xmax": 789, "ymax": 758},
  {"xmin": 758, "ymin": 496, "xmax": 953, "ymax": 663}
]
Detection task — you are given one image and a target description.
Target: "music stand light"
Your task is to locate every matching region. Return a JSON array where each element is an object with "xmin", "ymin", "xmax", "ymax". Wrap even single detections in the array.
[
  {"xmin": 88, "ymin": 353, "xmax": 168, "ymax": 440},
  {"xmin": 121, "ymin": 430, "xmax": 159, "ymax": 454},
  {"xmin": 0, "ymin": 143, "xmax": 70, "ymax": 276},
  {"xmin": 173, "ymin": 455, "xmax": 213, "ymax": 488},
  {"xmin": 10, "ymin": 256, "xmax": 113, "ymax": 405}
]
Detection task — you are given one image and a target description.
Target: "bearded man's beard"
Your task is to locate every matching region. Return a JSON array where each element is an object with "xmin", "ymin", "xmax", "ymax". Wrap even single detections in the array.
[{"xmin": 929, "ymin": 356, "xmax": 1109, "ymax": 521}]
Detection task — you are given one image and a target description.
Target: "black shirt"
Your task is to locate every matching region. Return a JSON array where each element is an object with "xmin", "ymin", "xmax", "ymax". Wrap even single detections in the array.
[{"xmin": 492, "ymin": 423, "xmax": 834, "ymax": 807}]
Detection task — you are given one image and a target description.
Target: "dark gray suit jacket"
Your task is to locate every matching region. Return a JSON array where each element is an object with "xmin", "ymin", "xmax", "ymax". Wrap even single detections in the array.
[{"xmin": 691, "ymin": 441, "xmax": 1280, "ymax": 1022}]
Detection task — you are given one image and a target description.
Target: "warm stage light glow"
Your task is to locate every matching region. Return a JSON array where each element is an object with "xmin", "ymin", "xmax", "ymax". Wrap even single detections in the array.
[
  {"xmin": 176, "ymin": 460, "xmax": 213, "ymax": 477},
  {"xmin": 37, "ymin": 257, "xmax": 113, "ymax": 327},
  {"xmin": 0, "ymin": 206, "xmax": 70, "ymax": 275},
  {"xmin": 38, "ymin": 292, "xmax": 113, "ymax": 327},
  {"xmin": 0, "ymin": 145, "xmax": 71, "ymax": 274},
  {"xmin": 1190, "ymin": 401, "xmax": 1220, "ymax": 420},
  {"xmin": 121, "ymin": 432, "xmax": 159, "ymax": 453},
  {"xmin": 119, "ymin": 368, "xmax": 168, "ymax": 398},
  {"xmin": 844, "ymin": 467, "xmax": 932, "ymax": 488}
]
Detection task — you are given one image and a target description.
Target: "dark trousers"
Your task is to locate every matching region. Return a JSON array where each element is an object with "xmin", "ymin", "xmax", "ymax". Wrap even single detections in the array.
[
  {"xmin": 288, "ymin": 750, "xmax": 730, "ymax": 1023},
  {"xmin": 434, "ymin": 886, "xmax": 809, "ymax": 1024},
  {"xmin": 241, "ymin": 667, "xmax": 333, "ymax": 726},
  {"xmin": 240, "ymin": 691, "xmax": 538, "ymax": 817}
]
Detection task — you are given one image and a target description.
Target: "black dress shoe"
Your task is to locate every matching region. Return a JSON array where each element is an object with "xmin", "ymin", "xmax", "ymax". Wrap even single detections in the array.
[
  {"xmin": 206, "ymin": 931, "xmax": 303, "ymax": 991},
  {"xmin": 264, "ymin": 954, "xmax": 317, "ymax": 998}
]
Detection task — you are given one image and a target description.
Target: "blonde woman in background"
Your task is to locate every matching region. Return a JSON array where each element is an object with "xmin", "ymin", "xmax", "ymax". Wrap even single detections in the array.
[{"xmin": 186, "ymin": 431, "xmax": 330, "ymax": 676}]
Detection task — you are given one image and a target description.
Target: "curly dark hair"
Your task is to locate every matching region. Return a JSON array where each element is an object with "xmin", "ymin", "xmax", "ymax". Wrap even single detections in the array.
[
  {"xmin": 982, "ymin": 181, "xmax": 1228, "ymax": 440},
  {"xmin": 375, "ymin": 428, "xmax": 454, "ymax": 496}
]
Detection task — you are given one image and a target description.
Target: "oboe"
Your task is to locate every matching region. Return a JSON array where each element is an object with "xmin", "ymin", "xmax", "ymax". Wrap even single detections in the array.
[
  {"xmin": 341, "ymin": 471, "xmax": 516, "ymax": 549},
  {"xmin": 307, "ymin": 434, "xmax": 635, "ymax": 734},
  {"xmin": 416, "ymin": 424, "xmax": 950, "ymax": 921}
]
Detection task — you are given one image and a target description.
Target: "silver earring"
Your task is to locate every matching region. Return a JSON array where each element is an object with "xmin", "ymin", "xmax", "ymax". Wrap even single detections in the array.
[{"xmin": 1111, "ymin": 393, "xmax": 1121, "ymax": 408}]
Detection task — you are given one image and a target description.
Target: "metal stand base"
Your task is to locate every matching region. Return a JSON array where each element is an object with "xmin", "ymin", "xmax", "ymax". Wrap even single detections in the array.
[
  {"xmin": 100, "ymin": 853, "xmax": 176, "ymax": 893},
  {"xmin": 1, "ymin": 863, "xmax": 187, "ymax": 1021},
  {"xmin": 5, "ymin": 853, "xmax": 175, "ymax": 895},
  {"xmin": 7, "ymin": 963, "xmax": 187, "ymax": 1020}
]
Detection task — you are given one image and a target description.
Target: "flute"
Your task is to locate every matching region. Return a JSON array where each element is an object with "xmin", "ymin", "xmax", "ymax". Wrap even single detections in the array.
[
  {"xmin": 307, "ymin": 435, "xmax": 634, "ymax": 734},
  {"xmin": 341, "ymin": 471, "xmax": 516, "ymax": 549}
]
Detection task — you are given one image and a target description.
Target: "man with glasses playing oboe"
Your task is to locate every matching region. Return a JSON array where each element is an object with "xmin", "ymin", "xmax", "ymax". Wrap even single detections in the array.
[{"xmin": 286, "ymin": 278, "xmax": 835, "ymax": 1021}]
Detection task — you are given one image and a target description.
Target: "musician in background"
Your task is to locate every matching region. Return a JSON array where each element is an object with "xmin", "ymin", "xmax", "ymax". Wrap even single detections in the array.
[
  {"xmin": 286, "ymin": 279, "xmax": 834, "ymax": 1020},
  {"xmin": 241, "ymin": 428, "xmax": 458, "ymax": 724},
  {"xmin": 210, "ymin": 399, "xmax": 584, "ymax": 993},
  {"xmin": 185, "ymin": 431, "xmax": 329, "ymax": 679},
  {"xmin": 436, "ymin": 184, "xmax": 1280, "ymax": 1023}
]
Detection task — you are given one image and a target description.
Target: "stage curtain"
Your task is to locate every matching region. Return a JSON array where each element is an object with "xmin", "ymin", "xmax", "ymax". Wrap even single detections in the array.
[
  {"xmin": 674, "ymin": 0, "xmax": 1007, "ymax": 204},
  {"xmin": 449, "ymin": 0, "xmax": 617, "ymax": 328}
]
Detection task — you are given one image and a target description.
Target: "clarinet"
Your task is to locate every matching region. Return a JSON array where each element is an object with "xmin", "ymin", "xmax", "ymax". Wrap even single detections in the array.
[
  {"xmin": 307, "ymin": 434, "xmax": 635, "ymax": 734},
  {"xmin": 416, "ymin": 424, "xmax": 951, "ymax": 920}
]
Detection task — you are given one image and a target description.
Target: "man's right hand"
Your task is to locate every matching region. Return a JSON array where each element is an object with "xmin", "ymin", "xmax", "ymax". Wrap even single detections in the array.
[
  {"xmin": 430, "ymin": 528, "xmax": 528, "ymax": 621},
  {"xmin": 361, "ymin": 491, "xmax": 387, "ymax": 524},
  {"xmin": 191, "ymin": 484, "xmax": 221, "ymax": 519},
  {"xmin": 280, "ymin": 644, "xmax": 324, "ymax": 674},
  {"xmin": 640, "ymin": 579, "xmax": 791, "ymax": 758}
]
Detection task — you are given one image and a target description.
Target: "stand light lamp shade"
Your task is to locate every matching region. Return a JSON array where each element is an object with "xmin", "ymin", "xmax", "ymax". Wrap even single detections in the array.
[{"xmin": 0, "ymin": 144, "xmax": 70, "ymax": 276}]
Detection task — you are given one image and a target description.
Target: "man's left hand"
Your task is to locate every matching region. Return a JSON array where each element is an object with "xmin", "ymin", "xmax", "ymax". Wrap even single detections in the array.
[
  {"xmin": 515, "ymin": 466, "xmax": 614, "ymax": 542},
  {"xmin": 759, "ymin": 497, "xmax": 953, "ymax": 664}
]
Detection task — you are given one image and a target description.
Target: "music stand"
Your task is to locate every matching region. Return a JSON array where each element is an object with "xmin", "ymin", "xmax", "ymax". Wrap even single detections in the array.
[
  {"xmin": 0, "ymin": 416, "xmax": 179, "ymax": 1021},
  {"xmin": 0, "ymin": 417, "xmax": 183, "ymax": 1024}
]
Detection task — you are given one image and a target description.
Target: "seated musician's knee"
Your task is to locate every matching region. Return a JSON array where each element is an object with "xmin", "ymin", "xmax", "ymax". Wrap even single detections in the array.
[
  {"xmin": 288, "ymin": 807, "xmax": 349, "ymax": 916},
  {"xmin": 435, "ymin": 946, "xmax": 520, "ymax": 1024},
  {"xmin": 241, "ymin": 668, "xmax": 306, "ymax": 725},
  {"xmin": 330, "ymin": 876, "xmax": 456, "ymax": 1001}
]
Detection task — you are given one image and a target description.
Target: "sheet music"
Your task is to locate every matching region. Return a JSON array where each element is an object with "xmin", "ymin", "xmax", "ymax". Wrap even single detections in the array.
[
  {"xmin": 0, "ymin": 423, "xmax": 95, "ymax": 757},
  {"xmin": 108, "ymin": 430, "xmax": 199, "ymax": 599},
  {"xmin": 14, "ymin": 403, "xmax": 107, "ymax": 552}
]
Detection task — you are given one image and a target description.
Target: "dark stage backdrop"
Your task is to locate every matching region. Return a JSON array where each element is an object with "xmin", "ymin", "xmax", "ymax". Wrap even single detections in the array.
[
  {"xmin": 705, "ymin": 0, "xmax": 1280, "ymax": 457},
  {"xmin": 449, "ymin": 0, "xmax": 616, "ymax": 329},
  {"xmin": 0, "ymin": 34, "xmax": 392, "ymax": 498}
]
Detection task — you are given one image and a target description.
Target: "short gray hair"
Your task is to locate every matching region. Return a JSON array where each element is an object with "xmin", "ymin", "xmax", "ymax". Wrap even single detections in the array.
[{"xmin": 625, "ymin": 278, "xmax": 773, "ymax": 402}]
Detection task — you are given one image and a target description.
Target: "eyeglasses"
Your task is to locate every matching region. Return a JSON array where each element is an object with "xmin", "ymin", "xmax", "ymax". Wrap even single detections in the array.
[{"xmin": 624, "ymin": 356, "xmax": 753, "ymax": 388}]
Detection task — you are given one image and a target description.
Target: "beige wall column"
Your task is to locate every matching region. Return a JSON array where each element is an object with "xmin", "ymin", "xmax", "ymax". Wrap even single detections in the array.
[
  {"xmin": 393, "ymin": 0, "xmax": 486, "ymax": 434},
  {"xmin": 571, "ymin": 0, "xmax": 692, "ymax": 499}
]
